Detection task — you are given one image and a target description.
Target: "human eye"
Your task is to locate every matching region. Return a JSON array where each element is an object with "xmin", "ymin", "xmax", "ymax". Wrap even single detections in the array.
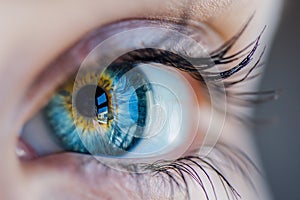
[
  {"xmin": 3, "ymin": 1, "xmax": 282, "ymax": 200},
  {"xmin": 16, "ymin": 17, "xmax": 268, "ymax": 199},
  {"xmin": 21, "ymin": 19, "xmax": 226, "ymax": 160}
]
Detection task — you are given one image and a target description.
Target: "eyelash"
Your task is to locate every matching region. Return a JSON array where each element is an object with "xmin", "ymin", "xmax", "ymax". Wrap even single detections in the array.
[
  {"xmin": 73, "ymin": 18, "xmax": 268, "ymax": 200},
  {"xmin": 82, "ymin": 142, "xmax": 259, "ymax": 200},
  {"xmin": 145, "ymin": 143, "xmax": 253, "ymax": 200}
]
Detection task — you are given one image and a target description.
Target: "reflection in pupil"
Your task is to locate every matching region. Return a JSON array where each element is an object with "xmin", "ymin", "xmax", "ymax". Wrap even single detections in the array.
[
  {"xmin": 95, "ymin": 86, "xmax": 109, "ymax": 124},
  {"xmin": 75, "ymin": 85, "xmax": 109, "ymax": 124}
]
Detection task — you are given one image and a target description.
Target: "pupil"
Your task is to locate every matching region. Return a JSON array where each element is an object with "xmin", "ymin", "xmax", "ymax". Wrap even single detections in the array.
[{"xmin": 75, "ymin": 85, "xmax": 109, "ymax": 124}]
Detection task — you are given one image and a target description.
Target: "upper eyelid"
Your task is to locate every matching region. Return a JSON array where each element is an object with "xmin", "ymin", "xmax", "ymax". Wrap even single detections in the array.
[{"xmin": 20, "ymin": 18, "xmax": 223, "ymax": 123}]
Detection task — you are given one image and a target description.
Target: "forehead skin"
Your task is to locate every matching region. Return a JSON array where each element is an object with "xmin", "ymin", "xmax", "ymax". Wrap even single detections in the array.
[{"xmin": 0, "ymin": 0, "xmax": 282, "ymax": 199}]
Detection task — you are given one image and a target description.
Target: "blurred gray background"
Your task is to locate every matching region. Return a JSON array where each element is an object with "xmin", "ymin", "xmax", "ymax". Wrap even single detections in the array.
[{"xmin": 254, "ymin": 1, "xmax": 300, "ymax": 200}]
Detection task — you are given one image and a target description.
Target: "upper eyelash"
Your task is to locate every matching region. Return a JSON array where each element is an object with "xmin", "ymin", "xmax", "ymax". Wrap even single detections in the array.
[
  {"xmin": 106, "ymin": 18, "xmax": 274, "ymax": 125},
  {"xmin": 115, "ymin": 16, "xmax": 256, "ymax": 73},
  {"xmin": 150, "ymin": 143, "xmax": 260, "ymax": 200},
  {"xmin": 108, "ymin": 17, "xmax": 264, "ymax": 90}
]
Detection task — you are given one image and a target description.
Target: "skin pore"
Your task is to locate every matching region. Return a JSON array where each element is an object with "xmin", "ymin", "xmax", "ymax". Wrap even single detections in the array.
[{"xmin": 0, "ymin": 0, "xmax": 282, "ymax": 199}]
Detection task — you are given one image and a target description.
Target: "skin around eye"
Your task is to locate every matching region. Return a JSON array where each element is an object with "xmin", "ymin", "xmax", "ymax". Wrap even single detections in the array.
[{"xmin": 0, "ymin": 1, "xmax": 282, "ymax": 200}]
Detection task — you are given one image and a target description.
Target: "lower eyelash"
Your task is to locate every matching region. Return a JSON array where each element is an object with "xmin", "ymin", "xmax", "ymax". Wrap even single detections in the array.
[
  {"xmin": 83, "ymin": 142, "xmax": 259, "ymax": 200},
  {"xmin": 147, "ymin": 146, "xmax": 256, "ymax": 200}
]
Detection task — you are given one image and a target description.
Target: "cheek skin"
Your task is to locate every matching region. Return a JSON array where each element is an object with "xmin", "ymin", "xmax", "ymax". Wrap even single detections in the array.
[
  {"xmin": 21, "ymin": 154, "xmax": 190, "ymax": 200},
  {"xmin": 21, "ymin": 154, "xmax": 140, "ymax": 200}
]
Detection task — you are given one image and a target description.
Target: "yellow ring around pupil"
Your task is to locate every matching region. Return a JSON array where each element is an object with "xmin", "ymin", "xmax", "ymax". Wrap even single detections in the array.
[{"xmin": 59, "ymin": 70, "xmax": 114, "ymax": 133}]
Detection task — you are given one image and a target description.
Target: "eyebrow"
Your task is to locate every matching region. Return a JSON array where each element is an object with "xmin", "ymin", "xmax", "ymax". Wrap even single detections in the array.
[{"xmin": 165, "ymin": 0, "xmax": 235, "ymax": 21}]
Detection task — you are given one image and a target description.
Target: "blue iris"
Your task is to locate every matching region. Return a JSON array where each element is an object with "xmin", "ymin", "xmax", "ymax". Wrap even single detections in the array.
[
  {"xmin": 45, "ymin": 92, "xmax": 88, "ymax": 153},
  {"xmin": 129, "ymin": 93, "xmax": 138, "ymax": 123},
  {"xmin": 45, "ymin": 64, "xmax": 151, "ymax": 156}
]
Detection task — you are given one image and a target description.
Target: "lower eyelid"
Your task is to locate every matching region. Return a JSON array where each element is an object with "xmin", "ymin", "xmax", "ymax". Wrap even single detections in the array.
[
  {"xmin": 20, "ymin": 153, "xmax": 183, "ymax": 199},
  {"xmin": 21, "ymin": 153, "xmax": 136, "ymax": 198},
  {"xmin": 20, "ymin": 141, "xmax": 255, "ymax": 200}
]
